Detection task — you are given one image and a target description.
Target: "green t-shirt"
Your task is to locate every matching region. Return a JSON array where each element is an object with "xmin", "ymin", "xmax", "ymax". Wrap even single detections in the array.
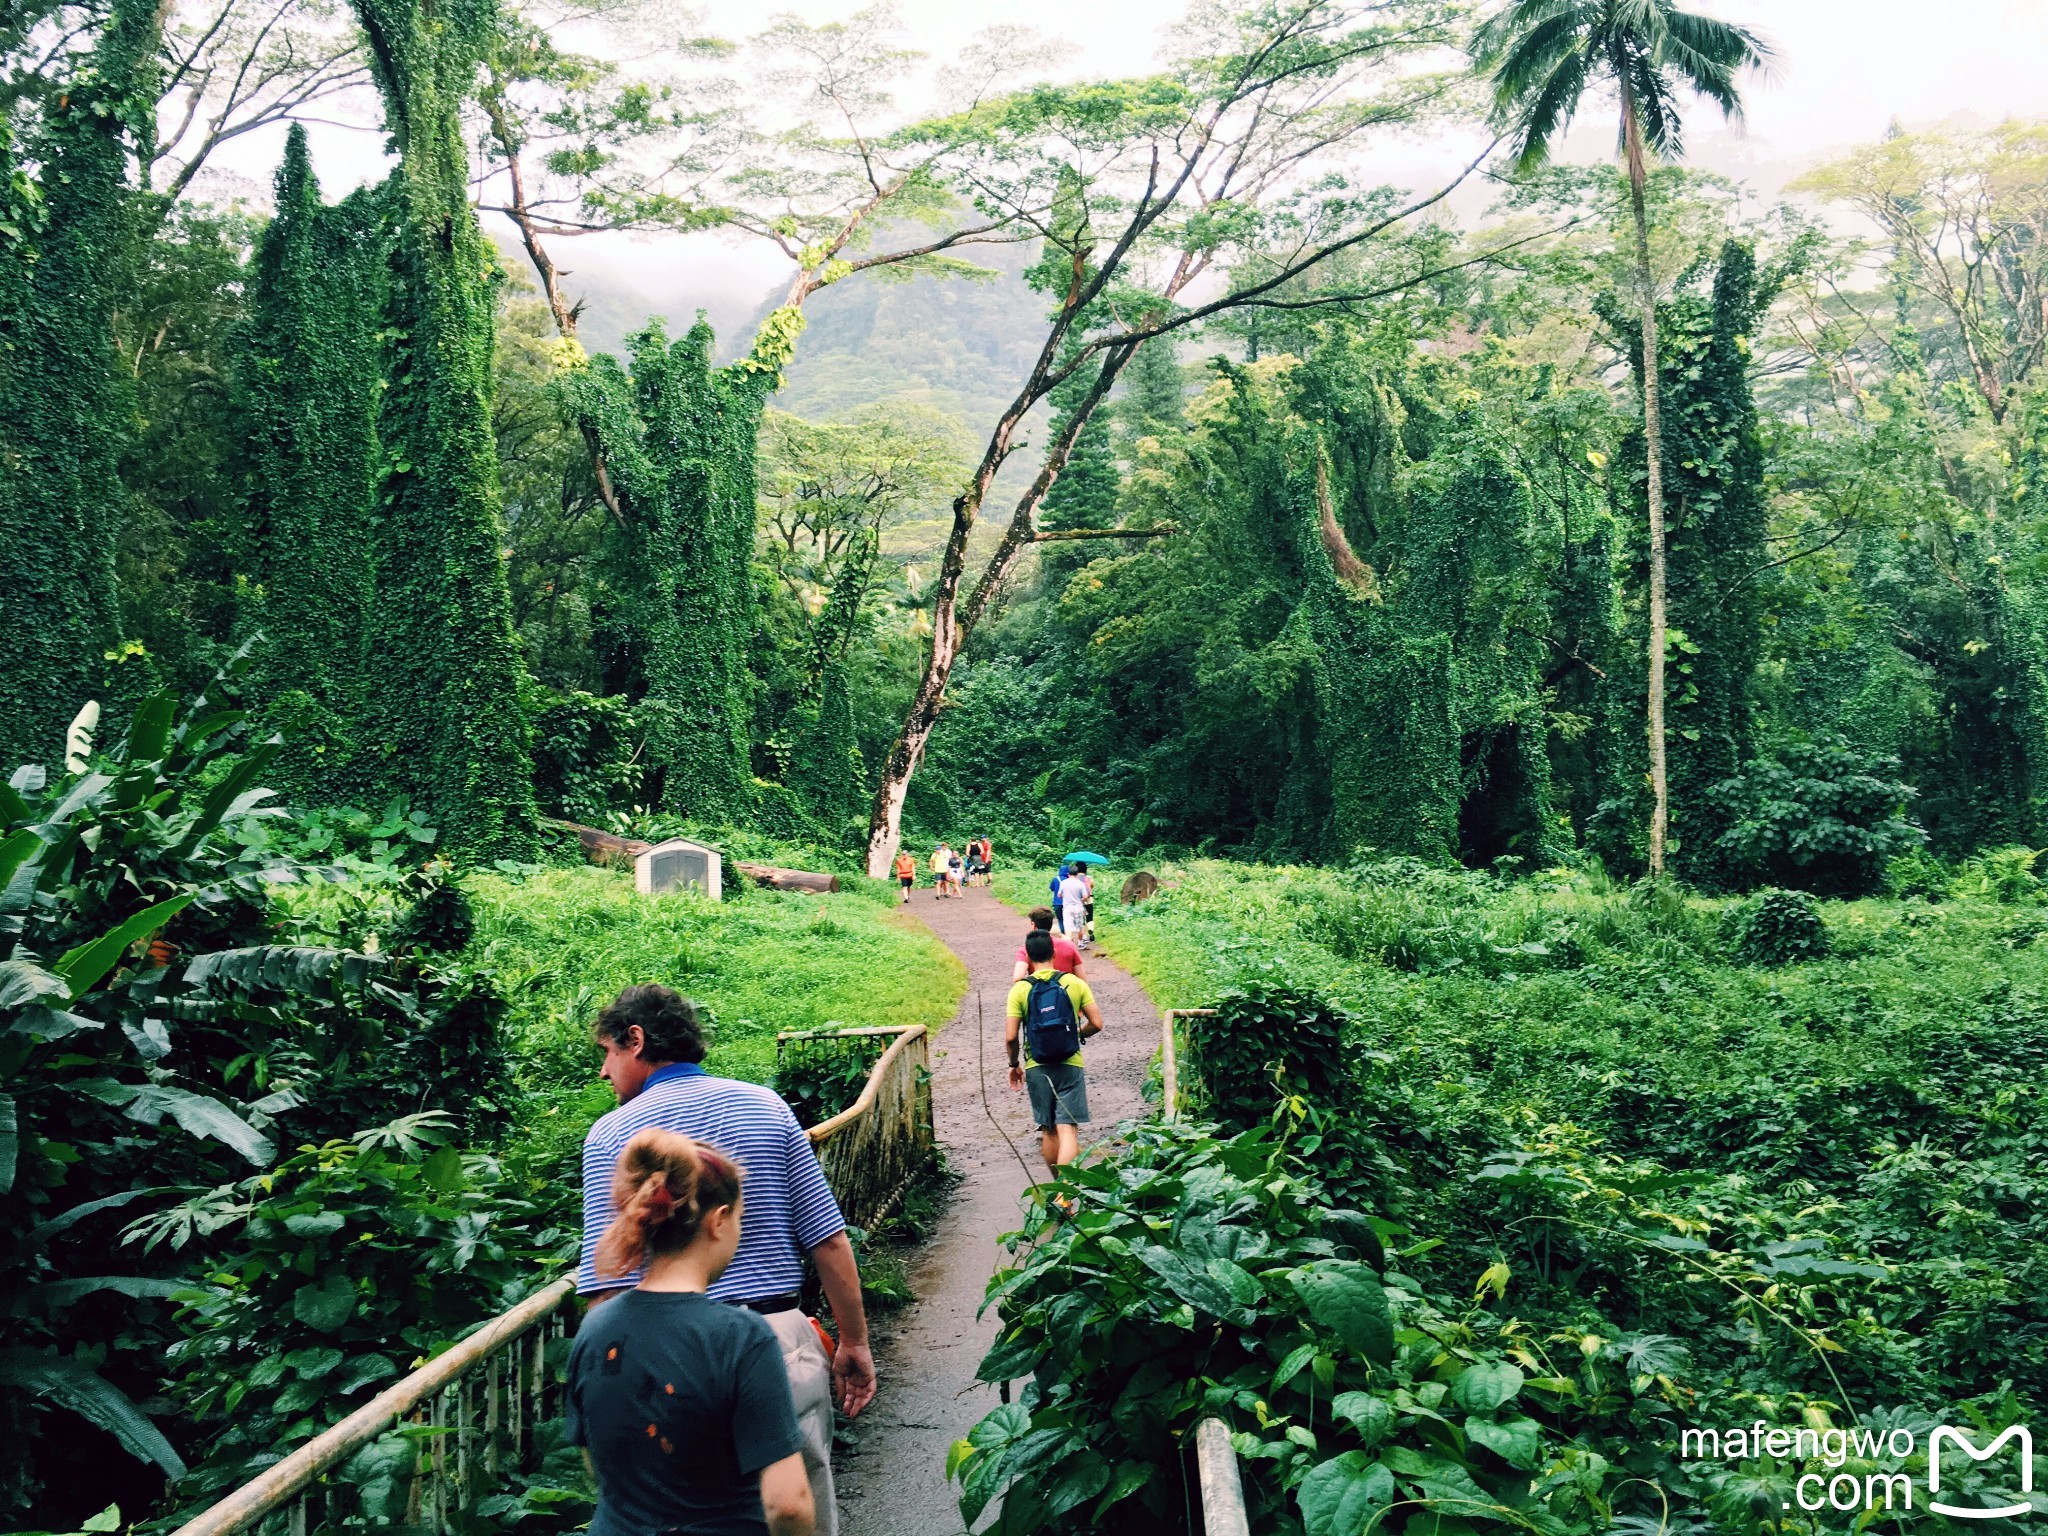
[{"xmin": 1006, "ymin": 967, "xmax": 1093, "ymax": 1068}]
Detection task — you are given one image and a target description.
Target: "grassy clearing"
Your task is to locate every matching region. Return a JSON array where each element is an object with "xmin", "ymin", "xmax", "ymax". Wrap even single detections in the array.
[{"xmin": 463, "ymin": 866, "xmax": 964, "ymax": 1129}]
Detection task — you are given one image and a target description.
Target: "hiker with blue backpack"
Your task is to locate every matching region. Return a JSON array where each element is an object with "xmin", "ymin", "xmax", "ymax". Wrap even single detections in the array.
[{"xmin": 1005, "ymin": 928, "xmax": 1105, "ymax": 1179}]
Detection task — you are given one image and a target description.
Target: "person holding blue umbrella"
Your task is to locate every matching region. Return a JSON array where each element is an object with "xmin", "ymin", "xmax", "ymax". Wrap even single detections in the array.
[
  {"xmin": 1062, "ymin": 853, "xmax": 1108, "ymax": 943},
  {"xmin": 1056, "ymin": 862, "xmax": 1091, "ymax": 950}
]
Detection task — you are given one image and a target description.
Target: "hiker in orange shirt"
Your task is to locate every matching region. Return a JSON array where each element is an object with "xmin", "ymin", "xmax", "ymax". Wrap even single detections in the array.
[{"xmin": 891, "ymin": 850, "xmax": 916, "ymax": 904}]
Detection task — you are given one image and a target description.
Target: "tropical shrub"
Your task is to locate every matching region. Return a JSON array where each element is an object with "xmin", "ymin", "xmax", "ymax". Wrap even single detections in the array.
[
  {"xmin": 774, "ymin": 1029, "xmax": 885, "ymax": 1130},
  {"xmin": 1708, "ymin": 737, "xmax": 1923, "ymax": 896},
  {"xmin": 953, "ymin": 1120, "xmax": 1663, "ymax": 1536},
  {"xmin": 0, "ymin": 673, "xmax": 516, "ymax": 1518},
  {"xmin": 1183, "ymin": 982, "xmax": 1351, "ymax": 1127},
  {"xmin": 1723, "ymin": 887, "xmax": 1830, "ymax": 965},
  {"xmin": 133, "ymin": 1111, "xmax": 579, "ymax": 1516}
]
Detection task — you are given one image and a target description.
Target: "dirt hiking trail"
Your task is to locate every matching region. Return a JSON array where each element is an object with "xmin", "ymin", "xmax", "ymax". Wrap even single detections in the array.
[{"xmin": 835, "ymin": 883, "xmax": 1159, "ymax": 1536}]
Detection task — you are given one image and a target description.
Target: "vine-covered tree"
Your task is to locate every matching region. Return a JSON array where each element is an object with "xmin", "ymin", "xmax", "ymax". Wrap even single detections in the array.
[
  {"xmin": 0, "ymin": 0, "xmax": 162, "ymax": 767},
  {"xmin": 572, "ymin": 314, "xmax": 799, "ymax": 820},
  {"xmin": 234, "ymin": 126, "xmax": 383, "ymax": 793},
  {"xmin": 1478, "ymin": 0, "xmax": 1771, "ymax": 876},
  {"xmin": 350, "ymin": 0, "xmax": 538, "ymax": 860}
]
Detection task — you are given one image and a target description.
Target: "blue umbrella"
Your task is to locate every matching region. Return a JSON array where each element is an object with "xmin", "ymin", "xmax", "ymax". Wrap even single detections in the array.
[{"xmin": 1063, "ymin": 851, "xmax": 1111, "ymax": 866}]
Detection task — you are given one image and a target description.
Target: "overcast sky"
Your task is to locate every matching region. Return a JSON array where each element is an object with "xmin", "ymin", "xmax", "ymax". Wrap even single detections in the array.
[{"xmin": 245, "ymin": 0, "xmax": 2048, "ymax": 328}]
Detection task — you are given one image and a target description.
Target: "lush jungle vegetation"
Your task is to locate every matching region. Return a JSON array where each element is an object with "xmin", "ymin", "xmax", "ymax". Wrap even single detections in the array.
[
  {"xmin": 957, "ymin": 863, "xmax": 2048, "ymax": 1534},
  {"xmin": 7, "ymin": 0, "xmax": 2048, "ymax": 1527}
]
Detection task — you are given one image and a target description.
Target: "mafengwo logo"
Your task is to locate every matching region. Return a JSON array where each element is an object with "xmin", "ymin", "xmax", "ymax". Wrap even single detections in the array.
[
  {"xmin": 1929, "ymin": 1426, "xmax": 2034, "ymax": 1521},
  {"xmin": 1677, "ymin": 1421, "xmax": 2037, "ymax": 1517}
]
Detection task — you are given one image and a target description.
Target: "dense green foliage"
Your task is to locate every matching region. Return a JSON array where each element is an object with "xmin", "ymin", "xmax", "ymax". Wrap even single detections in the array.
[
  {"xmin": 974, "ymin": 859, "xmax": 2048, "ymax": 1531},
  {"xmin": 956, "ymin": 1120, "xmax": 1639, "ymax": 1536},
  {"xmin": 0, "ymin": 0, "xmax": 161, "ymax": 769},
  {"xmin": 0, "ymin": 667, "xmax": 517, "ymax": 1522},
  {"xmin": 572, "ymin": 316, "xmax": 790, "ymax": 821},
  {"xmin": 351, "ymin": 0, "xmax": 538, "ymax": 861},
  {"xmin": 234, "ymin": 128, "xmax": 383, "ymax": 794}
]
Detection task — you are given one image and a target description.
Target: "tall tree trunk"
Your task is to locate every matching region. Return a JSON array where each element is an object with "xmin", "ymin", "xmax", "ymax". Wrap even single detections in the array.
[
  {"xmin": 861, "ymin": 344, "xmax": 1131, "ymax": 876},
  {"xmin": 1624, "ymin": 106, "xmax": 1670, "ymax": 877}
]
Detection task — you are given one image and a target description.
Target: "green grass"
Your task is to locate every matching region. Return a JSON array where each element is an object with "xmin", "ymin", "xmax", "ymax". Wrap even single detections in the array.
[{"xmin": 464, "ymin": 866, "xmax": 966, "ymax": 1091}]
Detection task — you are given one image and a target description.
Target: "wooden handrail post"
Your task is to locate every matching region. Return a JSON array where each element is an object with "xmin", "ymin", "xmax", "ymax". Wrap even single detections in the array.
[{"xmin": 1195, "ymin": 1417, "xmax": 1250, "ymax": 1536}]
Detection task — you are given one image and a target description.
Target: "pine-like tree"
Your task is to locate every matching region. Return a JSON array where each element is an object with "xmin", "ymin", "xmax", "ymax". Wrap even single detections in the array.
[
  {"xmin": 0, "ymin": 0, "xmax": 162, "ymax": 767},
  {"xmin": 1118, "ymin": 336, "xmax": 1186, "ymax": 455},
  {"xmin": 235, "ymin": 126, "xmax": 383, "ymax": 794},
  {"xmin": 1040, "ymin": 352, "xmax": 1121, "ymax": 536},
  {"xmin": 350, "ymin": 0, "xmax": 537, "ymax": 859}
]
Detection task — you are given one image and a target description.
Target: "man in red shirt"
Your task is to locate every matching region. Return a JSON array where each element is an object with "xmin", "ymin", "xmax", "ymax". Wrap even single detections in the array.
[{"xmin": 1012, "ymin": 906, "xmax": 1085, "ymax": 981}]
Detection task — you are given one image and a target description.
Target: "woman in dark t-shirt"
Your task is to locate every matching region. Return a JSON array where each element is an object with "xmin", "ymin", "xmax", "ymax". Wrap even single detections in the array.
[{"xmin": 568, "ymin": 1128, "xmax": 812, "ymax": 1536}]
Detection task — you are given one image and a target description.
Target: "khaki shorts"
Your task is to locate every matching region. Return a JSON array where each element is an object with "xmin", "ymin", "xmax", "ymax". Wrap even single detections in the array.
[{"xmin": 764, "ymin": 1307, "xmax": 837, "ymax": 1536}]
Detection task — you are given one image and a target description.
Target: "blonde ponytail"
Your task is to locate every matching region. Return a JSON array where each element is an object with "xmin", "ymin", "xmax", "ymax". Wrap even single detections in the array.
[{"xmin": 592, "ymin": 1128, "xmax": 742, "ymax": 1279}]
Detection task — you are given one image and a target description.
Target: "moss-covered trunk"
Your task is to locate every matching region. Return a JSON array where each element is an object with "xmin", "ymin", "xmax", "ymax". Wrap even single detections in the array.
[
  {"xmin": 0, "ymin": 0, "xmax": 162, "ymax": 767},
  {"xmin": 351, "ymin": 0, "xmax": 536, "ymax": 859}
]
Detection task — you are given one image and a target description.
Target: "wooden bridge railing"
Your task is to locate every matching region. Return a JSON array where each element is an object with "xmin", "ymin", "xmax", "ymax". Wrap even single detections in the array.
[
  {"xmin": 166, "ymin": 1024, "xmax": 934, "ymax": 1536},
  {"xmin": 1155, "ymin": 1007, "xmax": 1247, "ymax": 1535}
]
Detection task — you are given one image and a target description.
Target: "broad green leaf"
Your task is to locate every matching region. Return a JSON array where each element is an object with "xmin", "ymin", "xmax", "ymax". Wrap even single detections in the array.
[
  {"xmin": 293, "ymin": 1273, "xmax": 357, "ymax": 1333},
  {"xmin": 53, "ymin": 893, "xmax": 200, "ymax": 1000},
  {"xmin": 976, "ymin": 1330, "xmax": 1040, "ymax": 1383},
  {"xmin": 122, "ymin": 1086, "xmax": 273, "ymax": 1166},
  {"xmin": 1136, "ymin": 1243, "xmax": 1255, "ymax": 1325},
  {"xmin": 945, "ymin": 1438, "xmax": 977, "ymax": 1483},
  {"xmin": 10, "ymin": 1005, "xmax": 102, "ymax": 1042},
  {"xmin": 1292, "ymin": 1261, "xmax": 1394, "ymax": 1365},
  {"xmin": 81, "ymin": 1504, "xmax": 121, "ymax": 1532},
  {"xmin": 15, "ymin": 1276, "xmax": 184, "ymax": 1312},
  {"xmin": 30, "ymin": 1188, "xmax": 171, "ymax": 1244},
  {"xmin": 422, "ymin": 1145, "xmax": 465, "ymax": 1193},
  {"xmin": 1092, "ymin": 1459, "xmax": 1153, "ymax": 1519},
  {"xmin": 0, "ymin": 1348, "xmax": 185, "ymax": 1475},
  {"xmin": 1297, "ymin": 1450, "xmax": 1395, "ymax": 1536},
  {"xmin": 124, "ymin": 692, "xmax": 177, "ymax": 764},
  {"xmin": 1331, "ymin": 1391, "xmax": 1394, "ymax": 1449},
  {"xmin": 966, "ymin": 1400, "xmax": 1029, "ymax": 1449},
  {"xmin": 285, "ymin": 1211, "xmax": 346, "ymax": 1239},
  {"xmin": 337, "ymin": 1354, "xmax": 399, "ymax": 1395},
  {"xmin": 1450, "ymin": 1361, "xmax": 1523, "ymax": 1413},
  {"xmin": 1465, "ymin": 1415, "xmax": 1541, "ymax": 1469},
  {"xmin": 285, "ymin": 1346, "xmax": 345, "ymax": 1380},
  {"xmin": 1042, "ymin": 1449, "xmax": 1112, "ymax": 1519},
  {"xmin": 0, "ymin": 959, "xmax": 69, "ymax": 1011},
  {"xmin": 0, "ymin": 828, "xmax": 42, "ymax": 889}
]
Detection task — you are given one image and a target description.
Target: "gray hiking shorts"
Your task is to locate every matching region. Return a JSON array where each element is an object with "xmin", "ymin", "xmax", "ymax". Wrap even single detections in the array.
[{"xmin": 1025, "ymin": 1062, "xmax": 1089, "ymax": 1129}]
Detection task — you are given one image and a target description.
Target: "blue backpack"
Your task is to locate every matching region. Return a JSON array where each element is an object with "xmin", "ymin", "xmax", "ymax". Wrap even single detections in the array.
[{"xmin": 1022, "ymin": 972, "xmax": 1082, "ymax": 1063}]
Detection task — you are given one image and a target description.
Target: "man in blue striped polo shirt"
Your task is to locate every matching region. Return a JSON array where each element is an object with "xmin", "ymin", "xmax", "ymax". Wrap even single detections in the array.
[{"xmin": 579, "ymin": 985, "xmax": 874, "ymax": 1536}]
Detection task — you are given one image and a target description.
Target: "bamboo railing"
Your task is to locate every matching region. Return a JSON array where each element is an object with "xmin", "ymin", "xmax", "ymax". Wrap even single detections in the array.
[
  {"xmin": 166, "ymin": 1025, "xmax": 934, "ymax": 1536},
  {"xmin": 777, "ymin": 1025, "xmax": 934, "ymax": 1232},
  {"xmin": 1155, "ymin": 1007, "xmax": 1247, "ymax": 1534}
]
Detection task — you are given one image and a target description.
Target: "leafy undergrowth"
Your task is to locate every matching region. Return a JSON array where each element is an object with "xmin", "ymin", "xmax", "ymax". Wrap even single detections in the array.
[{"xmin": 954, "ymin": 858, "xmax": 2048, "ymax": 1533}]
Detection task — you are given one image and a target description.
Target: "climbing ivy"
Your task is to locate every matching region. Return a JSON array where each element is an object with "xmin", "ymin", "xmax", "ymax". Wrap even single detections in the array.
[
  {"xmin": 569, "ymin": 311, "xmax": 800, "ymax": 822},
  {"xmin": 1596, "ymin": 241, "xmax": 1783, "ymax": 884},
  {"xmin": 350, "ymin": 0, "xmax": 537, "ymax": 861},
  {"xmin": 233, "ymin": 126, "xmax": 384, "ymax": 797},
  {"xmin": 0, "ymin": 0, "xmax": 162, "ymax": 767}
]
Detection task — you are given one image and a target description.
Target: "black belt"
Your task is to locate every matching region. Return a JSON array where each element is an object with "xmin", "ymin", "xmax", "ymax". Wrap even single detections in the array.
[{"xmin": 728, "ymin": 1293, "xmax": 800, "ymax": 1315}]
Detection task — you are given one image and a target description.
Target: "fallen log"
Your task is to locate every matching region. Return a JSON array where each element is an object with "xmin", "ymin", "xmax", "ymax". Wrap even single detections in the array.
[
  {"xmin": 736, "ymin": 862, "xmax": 841, "ymax": 894},
  {"xmin": 544, "ymin": 819, "xmax": 650, "ymax": 868},
  {"xmin": 545, "ymin": 820, "xmax": 840, "ymax": 892}
]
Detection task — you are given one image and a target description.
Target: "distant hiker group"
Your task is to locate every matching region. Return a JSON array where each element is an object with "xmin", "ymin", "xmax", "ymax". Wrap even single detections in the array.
[{"xmin": 898, "ymin": 836, "xmax": 993, "ymax": 900}]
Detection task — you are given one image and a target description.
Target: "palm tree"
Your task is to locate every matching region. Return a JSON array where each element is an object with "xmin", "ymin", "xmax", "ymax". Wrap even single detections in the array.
[{"xmin": 1475, "ymin": 0, "xmax": 1770, "ymax": 876}]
